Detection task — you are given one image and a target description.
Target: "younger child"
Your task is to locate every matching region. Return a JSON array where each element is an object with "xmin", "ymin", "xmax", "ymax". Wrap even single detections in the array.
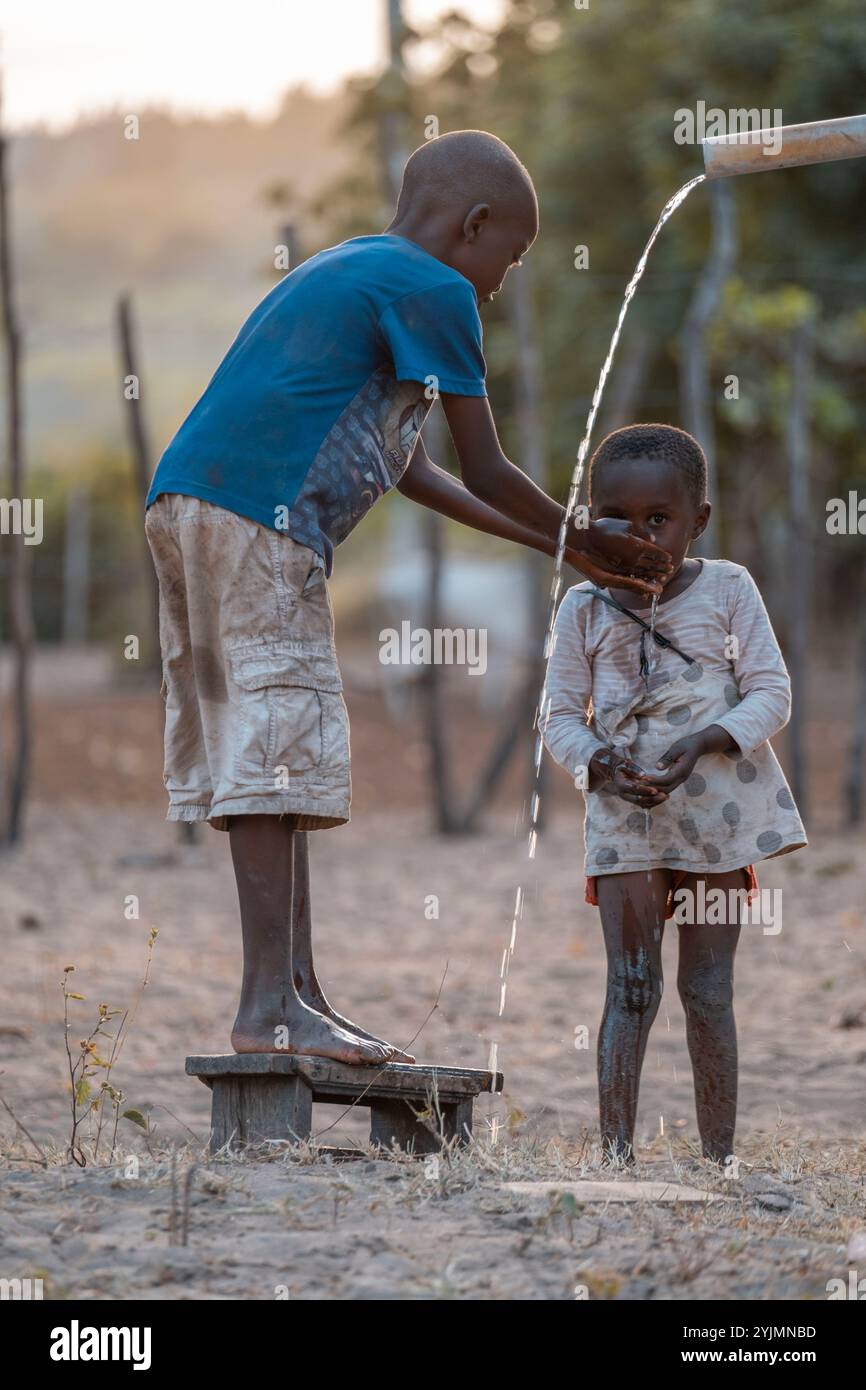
[
  {"xmin": 144, "ymin": 131, "xmax": 673, "ymax": 1066},
  {"xmin": 542, "ymin": 423, "xmax": 807, "ymax": 1164}
]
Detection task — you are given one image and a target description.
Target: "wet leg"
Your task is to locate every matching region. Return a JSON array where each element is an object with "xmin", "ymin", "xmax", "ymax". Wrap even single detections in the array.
[
  {"xmin": 676, "ymin": 870, "xmax": 744, "ymax": 1164},
  {"xmin": 595, "ymin": 869, "xmax": 669, "ymax": 1164}
]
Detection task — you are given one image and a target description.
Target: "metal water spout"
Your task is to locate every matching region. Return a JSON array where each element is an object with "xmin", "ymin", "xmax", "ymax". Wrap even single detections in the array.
[{"xmin": 703, "ymin": 114, "xmax": 866, "ymax": 178}]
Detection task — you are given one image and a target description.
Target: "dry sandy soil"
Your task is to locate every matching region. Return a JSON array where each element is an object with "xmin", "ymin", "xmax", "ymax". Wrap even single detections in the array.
[{"xmin": 0, "ymin": 657, "xmax": 864, "ymax": 1300}]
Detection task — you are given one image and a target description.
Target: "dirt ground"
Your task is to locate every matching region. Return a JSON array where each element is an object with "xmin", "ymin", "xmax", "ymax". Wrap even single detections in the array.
[{"xmin": 1, "ymin": 651, "xmax": 864, "ymax": 1300}]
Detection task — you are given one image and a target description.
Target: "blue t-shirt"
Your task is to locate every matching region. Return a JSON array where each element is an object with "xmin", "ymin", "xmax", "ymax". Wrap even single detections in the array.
[{"xmin": 145, "ymin": 233, "xmax": 488, "ymax": 574}]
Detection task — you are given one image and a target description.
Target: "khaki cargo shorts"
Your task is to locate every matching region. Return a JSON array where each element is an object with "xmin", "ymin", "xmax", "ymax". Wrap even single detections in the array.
[{"xmin": 144, "ymin": 493, "xmax": 351, "ymax": 831}]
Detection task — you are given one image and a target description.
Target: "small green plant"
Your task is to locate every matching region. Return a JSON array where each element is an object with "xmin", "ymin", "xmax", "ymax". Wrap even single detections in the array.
[{"xmin": 62, "ymin": 927, "xmax": 158, "ymax": 1165}]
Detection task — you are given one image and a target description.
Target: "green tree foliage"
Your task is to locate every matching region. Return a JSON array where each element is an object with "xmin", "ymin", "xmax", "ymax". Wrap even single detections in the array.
[{"xmin": 312, "ymin": 0, "xmax": 866, "ymax": 597}]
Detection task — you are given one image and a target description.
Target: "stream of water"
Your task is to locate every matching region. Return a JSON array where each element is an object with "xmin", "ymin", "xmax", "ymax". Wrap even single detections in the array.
[{"xmin": 487, "ymin": 174, "xmax": 707, "ymax": 1123}]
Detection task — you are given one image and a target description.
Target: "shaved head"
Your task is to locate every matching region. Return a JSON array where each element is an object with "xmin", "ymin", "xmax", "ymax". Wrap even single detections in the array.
[
  {"xmin": 394, "ymin": 129, "xmax": 537, "ymax": 225},
  {"xmin": 385, "ymin": 129, "xmax": 538, "ymax": 306}
]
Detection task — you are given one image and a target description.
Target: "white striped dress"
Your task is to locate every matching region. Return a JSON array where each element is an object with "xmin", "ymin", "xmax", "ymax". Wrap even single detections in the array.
[{"xmin": 541, "ymin": 558, "xmax": 808, "ymax": 878}]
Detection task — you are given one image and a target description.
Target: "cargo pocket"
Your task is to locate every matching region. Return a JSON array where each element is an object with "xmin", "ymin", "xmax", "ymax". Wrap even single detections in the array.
[
  {"xmin": 302, "ymin": 549, "xmax": 327, "ymax": 593},
  {"xmin": 228, "ymin": 642, "xmax": 344, "ymax": 782}
]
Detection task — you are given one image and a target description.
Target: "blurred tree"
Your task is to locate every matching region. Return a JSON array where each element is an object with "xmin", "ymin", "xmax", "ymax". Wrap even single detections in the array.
[{"xmin": 305, "ymin": 0, "xmax": 866, "ymax": 818}]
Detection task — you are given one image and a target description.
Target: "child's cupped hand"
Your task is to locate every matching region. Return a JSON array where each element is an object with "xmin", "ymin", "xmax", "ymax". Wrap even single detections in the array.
[
  {"xmin": 611, "ymin": 758, "xmax": 670, "ymax": 809},
  {"xmin": 638, "ymin": 734, "xmax": 704, "ymax": 794},
  {"xmin": 564, "ymin": 517, "xmax": 674, "ymax": 597}
]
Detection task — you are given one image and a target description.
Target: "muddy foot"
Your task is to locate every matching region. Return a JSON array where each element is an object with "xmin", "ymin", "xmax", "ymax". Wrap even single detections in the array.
[
  {"xmin": 231, "ymin": 1003, "xmax": 395, "ymax": 1066},
  {"xmin": 296, "ymin": 987, "xmax": 416, "ymax": 1063}
]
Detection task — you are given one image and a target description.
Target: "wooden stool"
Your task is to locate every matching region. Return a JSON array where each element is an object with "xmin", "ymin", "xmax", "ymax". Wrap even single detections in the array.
[{"xmin": 186, "ymin": 1053, "xmax": 504, "ymax": 1155}]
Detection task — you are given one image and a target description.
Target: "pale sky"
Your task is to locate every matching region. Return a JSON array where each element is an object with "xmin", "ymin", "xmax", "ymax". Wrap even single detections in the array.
[{"xmin": 3, "ymin": 0, "xmax": 507, "ymax": 131}]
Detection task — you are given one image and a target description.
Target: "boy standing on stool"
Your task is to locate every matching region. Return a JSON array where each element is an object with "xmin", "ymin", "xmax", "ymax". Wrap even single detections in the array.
[{"xmin": 145, "ymin": 130, "xmax": 673, "ymax": 1064}]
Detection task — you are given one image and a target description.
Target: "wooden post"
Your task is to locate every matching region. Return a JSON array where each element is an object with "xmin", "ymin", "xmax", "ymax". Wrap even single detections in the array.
[
  {"xmin": 379, "ymin": 0, "xmax": 410, "ymax": 211},
  {"xmin": 679, "ymin": 179, "xmax": 737, "ymax": 557},
  {"xmin": 117, "ymin": 293, "xmax": 196, "ymax": 843},
  {"xmin": 510, "ymin": 259, "xmax": 551, "ymax": 830},
  {"xmin": 62, "ymin": 485, "xmax": 91, "ymax": 645},
  {"xmin": 278, "ymin": 221, "xmax": 300, "ymax": 274},
  {"xmin": 419, "ymin": 403, "xmax": 460, "ymax": 833},
  {"xmin": 597, "ymin": 327, "xmax": 653, "ymax": 445},
  {"xmin": 453, "ymin": 265, "xmax": 551, "ymax": 833},
  {"xmin": 785, "ymin": 318, "xmax": 814, "ymax": 822},
  {"xmin": 378, "ymin": 0, "xmax": 461, "ymax": 833},
  {"xmin": 844, "ymin": 559, "xmax": 866, "ymax": 824},
  {"xmin": 0, "ymin": 77, "xmax": 33, "ymax": 848},
  {"xmin": 116, "ymin": 293, "xmax": 160, "ymax": 675}
]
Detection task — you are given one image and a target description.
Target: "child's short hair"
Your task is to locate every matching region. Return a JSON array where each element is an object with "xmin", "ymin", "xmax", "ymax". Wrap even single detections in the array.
[
  {"xmin": 588, "ymin": 423, "xmax": 708, "ymax": 508},
  {"xmin": 395, "ymin": 130, "xmax": 536, "ymax": 221}
]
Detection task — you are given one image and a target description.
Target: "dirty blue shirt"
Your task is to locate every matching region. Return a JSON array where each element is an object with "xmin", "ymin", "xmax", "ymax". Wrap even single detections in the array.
[{"xmin": 145, "ymin": 233, "xmax": 488, "ymax": 575}]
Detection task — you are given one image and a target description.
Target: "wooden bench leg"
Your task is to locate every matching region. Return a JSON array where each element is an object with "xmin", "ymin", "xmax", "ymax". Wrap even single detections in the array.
[
  {"xmin": 449, "ymin": 1099, "xmax": 473, "ymax": 1145},
  {"xmin": 208, "ymin": 1074, "xmax": 313, "ymax": 1150},
  {"xmin": 369, "ymin": 1097, "xmax": 474, "ymax": 1153}
]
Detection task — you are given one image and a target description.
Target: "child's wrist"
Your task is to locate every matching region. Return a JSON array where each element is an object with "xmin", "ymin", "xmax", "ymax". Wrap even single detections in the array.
[{"xmin": 695, "ymin": 723, "xmax": 736, "ymax": 756}]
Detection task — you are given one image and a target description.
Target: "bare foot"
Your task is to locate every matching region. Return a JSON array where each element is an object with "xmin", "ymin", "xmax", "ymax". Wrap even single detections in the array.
[
  {"xmin": 231, "ymin": 999, "xmax": 395, "ymax": 1066},
  {"xmin": 306, "ymin": 1001, "xmax": 415, "ymax": 1064},
  {"xmin": 295, "ymin": 974, "xmax": 416, "ymax": 1064}
]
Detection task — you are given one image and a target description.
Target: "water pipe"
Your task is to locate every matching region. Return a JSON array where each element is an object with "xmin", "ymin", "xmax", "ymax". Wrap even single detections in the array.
[{"xmin": 702, "ymin": 113, "xmax": 866, "ymax": 178}]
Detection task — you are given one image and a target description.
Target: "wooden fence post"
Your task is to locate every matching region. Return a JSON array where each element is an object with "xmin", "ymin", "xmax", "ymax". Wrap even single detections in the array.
[{"xmin": 0, "ymin": 79, "xmax": 33, "ymax": 848}]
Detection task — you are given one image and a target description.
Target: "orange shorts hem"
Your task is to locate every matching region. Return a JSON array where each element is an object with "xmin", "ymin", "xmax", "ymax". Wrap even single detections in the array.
[{"xmin": 585, "ymin": 864, "xmax": 759, "ymax": 919}]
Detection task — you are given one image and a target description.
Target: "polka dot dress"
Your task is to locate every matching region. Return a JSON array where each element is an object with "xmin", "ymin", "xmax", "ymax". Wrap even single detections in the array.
[
  {"xmin": 542, "ymin": 558, "xmax": 810, "ymax": 881},
  {"xmin": 587, "ymin": 657, "xmax": 807, "ymax": 877}
]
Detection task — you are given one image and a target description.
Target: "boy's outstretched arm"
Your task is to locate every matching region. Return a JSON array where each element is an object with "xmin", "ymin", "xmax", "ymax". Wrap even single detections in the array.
[
  {"xmin": 437, "ymin": 393, "xmax": 673, "ymax": 594},
  {"xmin": 398, "ymin": 434, "xmax": 662, "ymax": 592},
  {"xmin": 397, "ymin": 435, "xmax": 560, "ymax": 556}
]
